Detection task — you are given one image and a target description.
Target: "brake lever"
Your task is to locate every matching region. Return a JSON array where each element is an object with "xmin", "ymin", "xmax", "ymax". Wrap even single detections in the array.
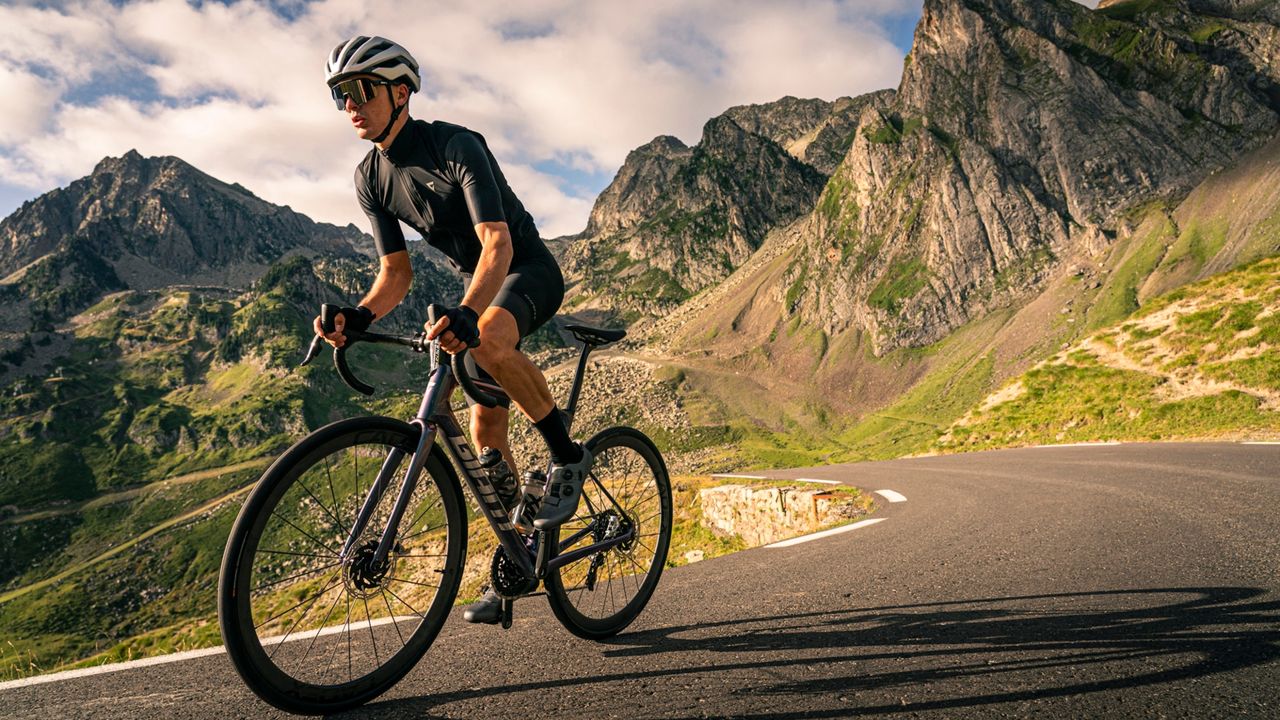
[
  {"xmin": 299, "ymin": 334, "xmax": 325, "ymax": 367},
  {"xmin": 297, "ymin": 303, "xmax": 377, "ymax": 396}
]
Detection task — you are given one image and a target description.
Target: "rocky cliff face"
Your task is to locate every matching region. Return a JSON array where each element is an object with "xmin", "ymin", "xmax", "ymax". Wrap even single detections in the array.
[
  {"xmin": 784, "ymin": 0, "xmax": 1280, "ymax": 355},
  {"xmin": 0, "ymin": 151, "xmax": 367, "ymax": 328},
  {"xmin": 561, "ymin": 93, "xmax": 887, "ymax": 321}
]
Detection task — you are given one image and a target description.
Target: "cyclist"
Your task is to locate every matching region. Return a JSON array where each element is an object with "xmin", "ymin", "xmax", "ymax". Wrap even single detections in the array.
[{"xmin": 314, "ymin": 35, "xmax": 593, "ymax": 624}]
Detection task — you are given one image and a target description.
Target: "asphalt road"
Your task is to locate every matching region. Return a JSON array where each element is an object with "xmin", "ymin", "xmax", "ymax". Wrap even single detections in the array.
[{"xmin": 2, "ymin": 442, "xmax": 1277, "ymax": 719}]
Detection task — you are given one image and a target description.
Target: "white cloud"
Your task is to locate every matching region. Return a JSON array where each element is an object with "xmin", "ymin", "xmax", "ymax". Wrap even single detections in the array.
[
  {"xmin": 0, "ymin": 0, "xmax": 914, "ymax": 238},
  {"xmin": 0, "ymin": 66, "xmax": 55, "ymax": 145}
]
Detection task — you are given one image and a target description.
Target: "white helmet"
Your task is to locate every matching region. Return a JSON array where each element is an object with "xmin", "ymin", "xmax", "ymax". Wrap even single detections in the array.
[{"xmin": 325, "ymin": 35, "xmax": 420, "ymax": 92}]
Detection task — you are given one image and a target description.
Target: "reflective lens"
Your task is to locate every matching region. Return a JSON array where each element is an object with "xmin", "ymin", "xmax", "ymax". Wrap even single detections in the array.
[{"xmin": 330, "ymin": 78, "xmax": 382, "ymax": 110}]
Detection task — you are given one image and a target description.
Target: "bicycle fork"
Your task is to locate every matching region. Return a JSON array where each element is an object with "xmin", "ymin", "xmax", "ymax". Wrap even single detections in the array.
[{"xmin": 337, "ymin": 361, "xmax": 454, "ymax": 568}]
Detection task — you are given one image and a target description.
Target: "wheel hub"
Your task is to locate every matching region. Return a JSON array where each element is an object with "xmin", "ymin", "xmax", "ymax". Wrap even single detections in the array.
[{"xmin": 344, "ymin": 540, "xmax": 395, "ymax": 598}]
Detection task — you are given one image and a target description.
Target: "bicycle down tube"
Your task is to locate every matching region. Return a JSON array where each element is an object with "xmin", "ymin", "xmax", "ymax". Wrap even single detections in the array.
[{"xmin": 336, "ymin": 333, "xmax": 638, "ymax": 581}]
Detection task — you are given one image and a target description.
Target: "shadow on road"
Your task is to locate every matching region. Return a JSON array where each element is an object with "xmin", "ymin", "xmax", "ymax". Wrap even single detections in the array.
[{"xmin": 354, "ymin": 586, "xmax": 1280, "ymax": 718}]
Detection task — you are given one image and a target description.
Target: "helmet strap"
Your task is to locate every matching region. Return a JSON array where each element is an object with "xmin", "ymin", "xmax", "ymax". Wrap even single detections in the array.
[{"xmin": 370, "ymin": 88, "xmax": 406, "ymax": 145}]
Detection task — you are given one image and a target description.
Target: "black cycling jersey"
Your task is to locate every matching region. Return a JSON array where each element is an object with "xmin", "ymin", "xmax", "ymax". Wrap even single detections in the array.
[{"xmin": 355, "ymin": 118, "xmax": 552, "ymax": 271}]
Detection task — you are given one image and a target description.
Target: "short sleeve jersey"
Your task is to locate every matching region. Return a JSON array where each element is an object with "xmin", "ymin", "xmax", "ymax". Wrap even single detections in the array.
[{"xmin": 355, "ymin": 119, "xmax": 550, "ymax": 273}]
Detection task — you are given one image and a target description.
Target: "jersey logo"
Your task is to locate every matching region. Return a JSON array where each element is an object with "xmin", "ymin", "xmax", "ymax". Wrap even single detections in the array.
[{"xmin": 426, "ymin": 181, "xmax": 436, "ymax": 191}]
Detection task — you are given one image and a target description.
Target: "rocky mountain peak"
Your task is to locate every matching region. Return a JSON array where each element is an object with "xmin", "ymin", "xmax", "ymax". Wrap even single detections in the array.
[
  {"xmin": 0, "ymin": 151, "xmax": 367, "ymax": 330},
  {"xmin": 786, "ymin": 0, "xmax": 1280, "ymax": 355},
  {"xmin": 562, "ymin": 91, "xmax": 888, "ymax": 321}
]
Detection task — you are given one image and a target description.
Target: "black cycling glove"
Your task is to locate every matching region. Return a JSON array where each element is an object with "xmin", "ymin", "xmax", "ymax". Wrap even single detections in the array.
[
  {"xmin": 440, "ymin": 305, "xmax": 480, "ymax": 347},
  {"xmin": 339, "ymin": 305, "xmax": 375, "ymax": 334}
]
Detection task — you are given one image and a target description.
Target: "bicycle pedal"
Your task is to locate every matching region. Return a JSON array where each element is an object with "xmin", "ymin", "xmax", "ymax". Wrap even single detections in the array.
[{"xmin": 500, "ymin": 598, "xmax": 513, "ymax": 630}]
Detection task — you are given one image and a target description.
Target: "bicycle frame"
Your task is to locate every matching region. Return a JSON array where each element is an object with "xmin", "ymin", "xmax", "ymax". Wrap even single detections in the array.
[{"xmin": 336, "ymin": 341, "xmax": 634, "ymax": 582}]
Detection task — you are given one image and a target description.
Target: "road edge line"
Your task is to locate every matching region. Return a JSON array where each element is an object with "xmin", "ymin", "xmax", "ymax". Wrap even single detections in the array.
[{"xmin": 764, "ymin": 518, "xmax": 886, "ymax": 549}]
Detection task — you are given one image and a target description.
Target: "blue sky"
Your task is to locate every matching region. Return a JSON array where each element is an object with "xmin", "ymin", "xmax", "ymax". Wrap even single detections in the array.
[{"xmin": 0, "ymin": 0, "xmax": 932, "ymax": 237}]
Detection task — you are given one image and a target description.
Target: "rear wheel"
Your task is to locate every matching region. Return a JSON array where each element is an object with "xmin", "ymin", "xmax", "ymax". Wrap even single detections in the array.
[
  {"xmin": 544, "ymin": 426, "xmax": 672, "ymax": 639},
  {"xmin": 218, "ymin": 417, "xmax": 466, "ymax": 714}
]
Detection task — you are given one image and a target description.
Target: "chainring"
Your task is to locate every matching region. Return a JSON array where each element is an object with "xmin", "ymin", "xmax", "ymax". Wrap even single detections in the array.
[{"xmin": 490, "ymin": 545, "xmax": 538, "ymax": 598}]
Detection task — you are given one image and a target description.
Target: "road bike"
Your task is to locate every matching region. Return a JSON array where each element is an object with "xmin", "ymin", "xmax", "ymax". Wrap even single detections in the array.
[{"xmin": 217, "ymin": 303, "xmax": 672, "ymax": 714}]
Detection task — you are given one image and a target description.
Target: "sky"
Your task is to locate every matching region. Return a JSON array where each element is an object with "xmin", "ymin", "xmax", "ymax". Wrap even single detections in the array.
[{"xmin": 0, "ymin": 0, "xmax": 1098, "ymax": 238}]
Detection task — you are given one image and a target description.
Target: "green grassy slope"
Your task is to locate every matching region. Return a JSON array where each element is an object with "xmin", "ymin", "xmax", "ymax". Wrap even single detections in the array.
[{"xmin": 942, "ymin": 256, "xmax": 1280, "ymax": 449}]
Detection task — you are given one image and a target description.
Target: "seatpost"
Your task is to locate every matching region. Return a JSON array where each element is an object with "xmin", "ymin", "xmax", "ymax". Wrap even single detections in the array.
[{"xmin": 562, "ymin": 342, "xmax": 594, "ymax": 430}]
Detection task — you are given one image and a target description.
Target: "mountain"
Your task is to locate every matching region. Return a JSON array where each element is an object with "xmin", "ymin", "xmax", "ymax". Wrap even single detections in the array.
[
  {"xmin": 620, "ymin": 0, "xmax": 1280, "ymax": 462},
  {"xmin": 0, "ymin": 150, "xmax": 467, "ymax": 507},
  {"xmin": 559, "ymin": 93, "xmax": 887, "ymax": 322},
  {"xmin": 781, "ymin": 0, "xmax": 1280, "ymax": 356},
  {"xmin": 0, "ymin": 150, "xmax": 366, "ymax": 332}
]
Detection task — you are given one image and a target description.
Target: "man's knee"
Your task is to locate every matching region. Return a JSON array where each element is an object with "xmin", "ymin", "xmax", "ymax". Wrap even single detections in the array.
[{"xmin": 473, "ymin": 310, "xmax": 519, "ymax": 367}]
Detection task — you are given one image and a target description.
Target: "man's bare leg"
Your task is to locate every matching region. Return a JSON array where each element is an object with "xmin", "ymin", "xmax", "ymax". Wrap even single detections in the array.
[
  {"xmin": 469, "ymin": 306, "xmax": 554, "ymax": 422},
  {"xmin": 470, "ymin": 404, "xmax": 518, "ymax": 480},
  {"xmin": 461, "ymin": 306, "xmax": 556, "ymax": 625},
  {"xmin": 469, "ymin": 305, "xmax": 588, "ymax": 528}
]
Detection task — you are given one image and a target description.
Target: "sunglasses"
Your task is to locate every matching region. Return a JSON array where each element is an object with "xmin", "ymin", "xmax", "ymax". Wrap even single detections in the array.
[{"xmin": 330, "ymin": 78, "xmax": 389, "ymax": 110}]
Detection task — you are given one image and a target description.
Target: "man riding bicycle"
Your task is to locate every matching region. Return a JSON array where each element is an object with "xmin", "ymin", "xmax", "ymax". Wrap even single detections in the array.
[{"xmin": 314, "ymin": 35, "xmax": 592, "ymax": 624}]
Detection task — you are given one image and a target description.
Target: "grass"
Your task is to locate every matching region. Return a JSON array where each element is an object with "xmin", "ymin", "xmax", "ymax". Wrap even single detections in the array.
[
  {"xmin": 946, "ymin": 255, "xmax": 1280, "ymax": 450},
  {"xmin": 868, "ymin": 258, "xmax": 931, "ymax": 314},
  {"xmin": 835, "ymin": 350, "xmax": 997, "ymax": 461},
  {"xmin": 1086, "ymin": 209, "xmax": 1175, "ymax": 328}
]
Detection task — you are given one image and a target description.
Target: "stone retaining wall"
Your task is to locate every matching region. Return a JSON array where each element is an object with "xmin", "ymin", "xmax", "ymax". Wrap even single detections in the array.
[{"xmin": 699, "ymin": 484, "xmax": 864, "ymax": 546}]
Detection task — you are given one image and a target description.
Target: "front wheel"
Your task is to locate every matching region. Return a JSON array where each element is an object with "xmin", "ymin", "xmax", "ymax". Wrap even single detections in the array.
[
  {"xmin": 217, "ymin": 417, "xmax": 467, "ymax": 715},
  {"xmin": 544, "ymin": 426, "xmax": 673, "ymax": 639}
]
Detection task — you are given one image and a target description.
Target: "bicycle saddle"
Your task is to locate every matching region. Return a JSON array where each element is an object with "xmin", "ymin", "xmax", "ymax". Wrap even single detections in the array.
[{"xmin": 564, "ymin": 324, "xmax": 626, "ymax": 347}]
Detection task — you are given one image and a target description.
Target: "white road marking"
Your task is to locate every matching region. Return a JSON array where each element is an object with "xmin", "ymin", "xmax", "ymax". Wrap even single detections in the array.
[
  {"xmin": 0, "ymin": 614, "xmax": 420, "ymax": 690},
  {"xmin": 1243, "ymin": 441, "xmax": 1280, "ymax": 445},
  {"xmin": 1031, "ymin": 441, "xmax": 1122, "ymax": 448},
  {"xmin": 875, "ymin": 489, "xmax": 908, "ymax": 503},
  {"xmin": 795, "ymin": 477, "xmax": 842, "ymax": 485},
  {"xmin": 765, "ymin": 518, "xmax": 886, "ymax": 549},
  {"xmin": 0, "ymin": 646, "xmax": 226, "ymax": 690},
  {"xmin": 711, "ymin": 473, "xmax": 768, "ymax": 480}
]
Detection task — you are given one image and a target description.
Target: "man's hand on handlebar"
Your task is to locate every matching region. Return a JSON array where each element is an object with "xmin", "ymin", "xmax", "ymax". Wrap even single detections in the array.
[
  {"xmin": 426, "ymin": 305, "xmax": 480, "ymax": 355},
  {"xmin": 313, "ymin": 305, "xmax": 375, "ymax": 348}
]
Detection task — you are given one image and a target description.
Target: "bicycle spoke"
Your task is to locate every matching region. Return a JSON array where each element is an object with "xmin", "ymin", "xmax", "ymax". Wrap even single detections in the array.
[
  {"xmin": 296, "ymin": 478, "xmax": 349, "ymax": 541},
  {"xmin": 253, "ymin": 560, "xmax": 343, "ymax": 596},
  {"xmin": 406, "ymin": 493, "xmax": 443, "ymax": 527},
  {"xmin": 325, "ymin": 454, "xmax": 340, "ymax": 523},
  {"xmin": 400, "ymin": 522, "xmax": 448, "ymax": 543},
  {"xmin": 381, "ymin": 591, "xmax": 407, "ymax": 648},
  {"xmin": 302, "ymin": 584, "xmax": 347, "ymax": 665},
  {"xmin": 258, "ymin": 548, "xmax": 337, "ymax": 560},
  {"xmin": 266, "ymin": 572, "xmax": 344, "ymax": 659},
  {"xmin": 361, "ymin": 595, "xmax": 380, "ymax": 667},
  {"xmin": 636, "ymin": 537, "xmax": 657, "ymax": 557},
  {"xmin": 390, "ymin": 577, "xmax": 439, "ymax": 590},
  {"xmin": 254, "ymin": 569, "xmax": 343, "ymax": 631},
  {"xmin": 268, "ymin": 511, "xmax": 341, "ymax": 558},
  {"xmin": 345, "ymin": 594, "xmax": 353, "ymax": 682},
  {"xmin": 383, "ymin": 584, "xmax": 425, "ymax": 619}
]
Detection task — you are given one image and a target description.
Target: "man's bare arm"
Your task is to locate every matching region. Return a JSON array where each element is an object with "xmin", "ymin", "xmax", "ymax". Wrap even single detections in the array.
[
  {"xmin": 360, "ymin": 250, "xmax": 414, "ymax": 319},
  {"xmin": 460, "ymin": 221, "xmax": 513, "ymax": 314}
]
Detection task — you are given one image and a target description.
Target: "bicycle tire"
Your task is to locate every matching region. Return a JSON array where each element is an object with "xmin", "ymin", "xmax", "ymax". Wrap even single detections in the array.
[
  {"xmin": 544, "ymin": 426, "xmax": 672, "ymax": 639},
  {"xmin": 218, "ymin": 416, "xmax": 466, "ymax": 714}
]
